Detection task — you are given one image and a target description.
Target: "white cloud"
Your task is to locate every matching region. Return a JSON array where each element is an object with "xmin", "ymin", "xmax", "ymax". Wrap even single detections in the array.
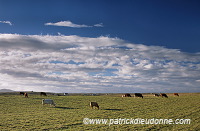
[
  {"xmin": 94, "ymin": 23, "xmax": 103, "ymax": 27},
  {"xmin": 45, "ymin": 21, "xmax": 91, "ymax": 28},
  {"xmin": 45, "ymin": 21, "xmax": 103, "ymax": 28},
  {"xmin": 0, "ymin": 21, "xmax": 12, "ymax": 26},
  {"xmin": 0, "ymin": 33, "xmax": 200, "ymax": 93}
]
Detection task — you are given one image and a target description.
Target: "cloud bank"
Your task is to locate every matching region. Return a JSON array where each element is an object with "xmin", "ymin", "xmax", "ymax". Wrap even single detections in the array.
[
  {"xmin": 45, "ymin": 21, "xmax": 103, "ymax": 28},
  {"xmin": 0, "ymin": 34, "xmax": 200, "ymax": 93},
  {"xmin": 0, "ymin": 21, "xmax": 12, "ymax": 26}
]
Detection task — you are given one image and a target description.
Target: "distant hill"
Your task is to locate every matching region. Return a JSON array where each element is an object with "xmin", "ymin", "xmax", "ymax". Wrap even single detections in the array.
[{"xmin": 0, "ymin": 89, "xmax": 15, "ymax": 92}]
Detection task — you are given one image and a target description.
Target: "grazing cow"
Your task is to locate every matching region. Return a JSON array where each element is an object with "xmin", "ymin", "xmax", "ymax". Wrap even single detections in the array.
[
  {"xmin": 24, "ymin": 93, "xmax": 28, "ymax": 98},
  {"xmin": 123, "ymin": 93, "xmax": 131, "ymax": 97},
  {"xmin": 42, "ymin": 99, "xmax": 56, "ymax": 106},
  {"xmin": 40, "ymin": 92, "xmax": 47, "ymax": 96},
  {"xmin": 134, "ymin": 93, "xmax": 143, "ymax": 98},
  {"xmin": 154, "ymin": 93, "xmax": 160, "ymax": 97},
  {"xmin": 160, "ymin": 93, "xmax": 168, "ymax": 98},
  {"xmin": 20, "ymin": 92, "xmax": 25, "ymax": 95},
  {"xmin": 90, "ymin": 102, "xmax": 99, "ymax": 109},
  {"xmin": 174, "ymin": 93, "xmax": 179, "ymax": 96},
  {"xmin": 63, "ymin": 93, "xmax": 68, "ymax": 96},
  {"xmin": 122, "ymin": 95, "xmax": 125, "ymax": 97}
]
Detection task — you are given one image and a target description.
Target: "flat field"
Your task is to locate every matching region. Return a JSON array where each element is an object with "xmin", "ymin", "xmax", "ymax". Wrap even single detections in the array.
[{"xmin": 0, "ymin": 93, "xmax": 199, "ymax": 130}]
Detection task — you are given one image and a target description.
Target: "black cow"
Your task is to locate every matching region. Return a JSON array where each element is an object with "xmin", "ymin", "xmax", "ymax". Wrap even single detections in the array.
[
  {"xmin": 19, "ymin": 92, "xmax": 25, "ymax": 95},
  {"xmin": 154, "ymin": 93, "xmax": 160, "ymax": 97},
  {"xmin": 40, "ymin": 92, "xmax": 47, "ymax": 96},
  {"xmin": 160, "ymin": 93, "xmax": 168, "ymax": 98},
  {"xmin": 134, "ymin": 93, "xmax": 143, "ymax": 98}
]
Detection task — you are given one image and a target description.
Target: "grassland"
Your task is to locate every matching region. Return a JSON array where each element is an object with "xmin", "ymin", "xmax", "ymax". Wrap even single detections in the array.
[{"xmin": 0, "ymin": 93, "xmax": 200, "ymax": 131}]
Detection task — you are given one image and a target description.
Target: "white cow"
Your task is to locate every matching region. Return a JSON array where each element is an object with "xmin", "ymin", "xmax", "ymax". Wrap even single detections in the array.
[{"xmin": 42, "ymin": 99, "xmax": 56, "ymax": 107}]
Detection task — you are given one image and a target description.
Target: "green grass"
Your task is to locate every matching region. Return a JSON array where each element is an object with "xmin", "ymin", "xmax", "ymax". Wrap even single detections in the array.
[{"xmin": 0, "ymin": 93, "xmax": 200, "ymax": 130}]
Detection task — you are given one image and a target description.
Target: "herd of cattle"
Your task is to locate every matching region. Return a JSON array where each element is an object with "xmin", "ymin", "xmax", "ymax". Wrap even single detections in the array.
[
  {"xmin": 121, "ymin": 93, "xmax": 179, "ymax": 98},
  {"xmin": 19, "ymin": 92, "xmax": 179, "ymax": 109},
  {"xmin": 20, "ymin": 92, "xmax": 47, "ymax": 97}
]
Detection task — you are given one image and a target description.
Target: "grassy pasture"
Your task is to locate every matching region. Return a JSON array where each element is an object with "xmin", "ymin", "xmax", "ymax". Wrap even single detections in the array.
[{"xmin": 0, "ymin": 93, "xmax": 200, "ymax": 130}]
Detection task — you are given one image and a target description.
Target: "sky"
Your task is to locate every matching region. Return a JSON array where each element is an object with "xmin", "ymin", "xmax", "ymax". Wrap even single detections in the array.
[{"xmin": 0, "ymin": 0, "xmax": 200, "ymax": 93}]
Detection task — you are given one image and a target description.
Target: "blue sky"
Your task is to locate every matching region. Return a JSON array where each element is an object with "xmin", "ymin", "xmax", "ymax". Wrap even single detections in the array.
[
  {"xmin": 0, "ymin": 0, "xmax": 200, "ymax": 93},
  {"xmin": 1, "ymin": 0, "xmax": 200, "ymax": 52}
]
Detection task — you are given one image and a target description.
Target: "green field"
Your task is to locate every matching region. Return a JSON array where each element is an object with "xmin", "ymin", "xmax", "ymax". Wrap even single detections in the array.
[{"xmin": 0, "ymin": 93, "xmax": 199, "ymax": 131}]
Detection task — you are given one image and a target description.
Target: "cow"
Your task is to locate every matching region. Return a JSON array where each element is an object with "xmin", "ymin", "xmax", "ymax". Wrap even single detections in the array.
[
  {"xmin": 123, "ymin": 93, "xmax": 131, "ymax": 97},
  {"xmin": 42, "ymin": 99, "xmax": 56, "ymax": 107},
  {"xmin": 90, "ymin": 102, "xmax": 99, "ymax": 109},
  {"xmin": 24, "ymin": 93, "xmax": 28, "ymax": 98},
  {"xmin": 174, "ymin": 93, "xmax": 179, "ymax": 96},
  {"xmin": 160, "ymin": 93, "xmax": 168, "ymax": 98},
  {"xmin": 40, "ymin": 92, "xmax": 47, "ymax": 96},
  {"xmin": 63, "ymin": 93, "xmax": 68, "ymax": 96},
  {"xmin": 20, "ymin": 92, "xmax": 25, "ymax": 95},
  {"xmin": 134, "ymin": 93, "xmax": 143, "ymax": 98},
  {"xmin": 154, "ymin": 93, "xmax": 160, "ymax": 97}
]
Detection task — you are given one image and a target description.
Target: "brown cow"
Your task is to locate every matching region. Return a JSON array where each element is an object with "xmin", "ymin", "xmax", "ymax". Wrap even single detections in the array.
[
  {"xmin": 160, "ymin": 93, "xmax": 168, "ymax": 98},
  {"xmin": 90, "ymin": 102, "xmax": 99, "ymax": 109},
  {"xmin": 174, "ymin": 93, "xmax": 179, "ymax": 96},
  {"xmin": 24, "ymin": 93, "xmax": 28, "ymax": 98}
]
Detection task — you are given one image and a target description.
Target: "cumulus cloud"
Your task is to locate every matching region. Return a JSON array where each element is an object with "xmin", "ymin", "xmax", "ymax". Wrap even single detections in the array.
[
  {"xmin": 45, "ymin": 21, "xmax": 103, "ymax": 28},
  {"xmin": 0, "ymin": 33, "xmax": 200, "ymax": 93},
  {"xmin": 0, "ymin": 21, "xmax": 12, "ymax": 26}
]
